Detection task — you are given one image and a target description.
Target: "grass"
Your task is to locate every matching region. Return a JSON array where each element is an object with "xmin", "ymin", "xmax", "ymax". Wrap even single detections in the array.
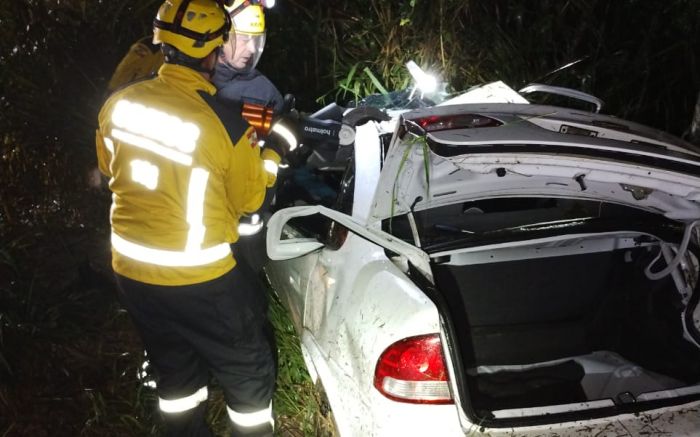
[
  {"xmin": 0, "ymin": 224, "xmax": 321, "ymax": 436},
  {"xmin": 268, "ymin": 292, "xmax": 323, "ymax": 437}
]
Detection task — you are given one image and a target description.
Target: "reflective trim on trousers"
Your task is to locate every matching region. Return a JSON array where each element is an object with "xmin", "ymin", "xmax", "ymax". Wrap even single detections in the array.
[
  {"xmin": 111, "ymin": 232, "xmax": 231, "ymax": 267},
  {"xmin": 159, "ymin": 386, "xmax": 208, "ymax": 413},
  {"xmin": 227, "ymin": 402, "xmax": 274, "ymax": 428}
]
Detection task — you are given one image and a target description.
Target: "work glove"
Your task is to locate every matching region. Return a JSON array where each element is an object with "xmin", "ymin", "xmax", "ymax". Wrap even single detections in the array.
[
  {"xmin": 281, "ymin": 93, "xmax": 296, "ymax": 115},
  {"xmin": 238, "ymin": 213, "xmax": 264, "ymax": 237},
  {"xmin": 266, "ymin": 93, "xmax": 300, "ymax": 158},
  {"xmin": 265, "ymin": 111, "xmax": 300, "ymax": 159},
  {"xmin": 261, "ymin": 147, "xmax": 281, "ymax": 187}
]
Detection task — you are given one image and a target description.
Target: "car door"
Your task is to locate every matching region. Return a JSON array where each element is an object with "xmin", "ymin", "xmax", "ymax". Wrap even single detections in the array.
[
  {"xmin": 266, "ymin": 214, "xmax": 324, "ymax": 332},
  {"xmin": 266, "ymin": 120, "xmax": 391, "ymax": 332}
]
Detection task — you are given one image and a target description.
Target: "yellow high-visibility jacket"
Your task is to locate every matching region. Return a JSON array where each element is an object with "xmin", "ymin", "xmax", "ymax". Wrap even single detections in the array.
[
  {"xmin": 106, "ymin": 36, "xmax": 164, "ymax": 93},
  {"xmin": 96, "ymin": 63, "xmax": 280, "ymax": 286}
]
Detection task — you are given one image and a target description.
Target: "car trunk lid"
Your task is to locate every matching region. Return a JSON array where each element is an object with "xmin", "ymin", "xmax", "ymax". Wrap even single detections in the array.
[{"xmin": 368, "ymin": 105, "xmax": 700, "ymax": 224}]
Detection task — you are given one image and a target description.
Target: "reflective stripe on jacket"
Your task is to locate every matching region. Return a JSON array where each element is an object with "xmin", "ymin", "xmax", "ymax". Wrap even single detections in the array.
[{"xmin": 96, "ymin": 63, "xmax": 280, "ymax": 286}]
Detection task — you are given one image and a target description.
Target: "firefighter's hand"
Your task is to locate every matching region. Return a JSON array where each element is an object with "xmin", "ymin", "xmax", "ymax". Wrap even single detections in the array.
[
  {"xmin": 261, "ymin": 148, "xmax": 280, "ymax": 187},
  {"xmin": 266, "ymin": 113, "xmax": 299, "ymax": 158},
  {"xmin": 281, "ymin": 93, "xmax": 296, "ymax": 115}
]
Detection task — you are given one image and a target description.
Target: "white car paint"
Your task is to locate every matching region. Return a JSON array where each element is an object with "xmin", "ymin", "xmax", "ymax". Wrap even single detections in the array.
[
  {"xmin": 370, "ymin": 124, "xmax": 700, "ymax": 223},
  {"xmin": 266, "ymin": 204, "xmax": 700, "ymax": 436},
  {"xmin": 437, "ymin": 80, "xmax": 529, "ymax": 106},
  {"xmin": 267, "ymin": 220, "xmax": 443, "ymax": 434},
  {"xmin": 265, "ymin": 98, "xmax": 700, "ymax": 435},
  {"xmin": 351, "ymin": 121, "xmax": 391, "ymax": 221}
]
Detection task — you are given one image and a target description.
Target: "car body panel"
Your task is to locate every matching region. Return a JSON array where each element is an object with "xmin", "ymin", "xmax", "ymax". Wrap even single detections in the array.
[
  {"xmin": 405, "ymin": 103, "xmax": 700, "ymax": 156},
  {"xmin": 266, "ymin": 98, "xmax": 700, "ymax": 436},
  {"xmin": 351, "ymin": 120, "xmax": 391, "ymax": 221},
  {"xmin": 477, "ymin": 400, "xmax": 700, "ymax": 437},
  {"xmin": 267, "ymin": 231, "xmax": 441, "ymax": 435},
  {"xmin": 369, "ymin": 106, "xmax": 700, "ymax": 223},
  {"xmin": 268, "ymin": 214, "xmax": 700, "ymax": 435},
  {"xmin": 437, "ymin": 81, "xmax": 530, "ymax": 106},
  {"xmin": 372, "ymin": 151, "xmax": 700, "ymax": 222}
]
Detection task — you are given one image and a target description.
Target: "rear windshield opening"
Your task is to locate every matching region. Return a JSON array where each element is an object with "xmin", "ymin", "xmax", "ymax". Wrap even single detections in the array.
[{"xmin": 384, "ymin": 197, "xmax": 676, "ymax": 251}]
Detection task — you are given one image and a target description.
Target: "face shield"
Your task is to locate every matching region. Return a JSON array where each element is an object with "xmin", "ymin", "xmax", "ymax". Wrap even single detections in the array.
[
  {"xmin": 220, "ymin": 30, "xmax": 266, "ymax": 72},
  {"xmin": 220, "ymin": 2, "xmax": 267, "ymax": 73}
]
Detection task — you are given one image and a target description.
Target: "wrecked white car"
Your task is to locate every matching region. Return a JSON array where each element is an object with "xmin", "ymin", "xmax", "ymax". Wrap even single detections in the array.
[{"xmin": 264, "ymin": 85, "xmax": 700, "ymax": 436}]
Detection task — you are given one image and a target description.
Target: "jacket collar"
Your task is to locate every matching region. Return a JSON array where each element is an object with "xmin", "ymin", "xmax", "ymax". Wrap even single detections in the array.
[
  {"xmin": 157, "ymin": 63, "xmax": 217, "ymax": 96},
  {"xmin": 214, "ymin": 62, "xmax": 259, "ymax": 82}
]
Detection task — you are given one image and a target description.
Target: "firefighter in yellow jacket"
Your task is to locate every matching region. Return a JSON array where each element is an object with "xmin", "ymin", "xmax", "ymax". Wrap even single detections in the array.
[
  {"xmin": 106, "ymin": 36, "xmax": 164, "ymax": 93},
  {"xmin": 95, "ymin": 0, "xmax": 290, "ymax": 435}
]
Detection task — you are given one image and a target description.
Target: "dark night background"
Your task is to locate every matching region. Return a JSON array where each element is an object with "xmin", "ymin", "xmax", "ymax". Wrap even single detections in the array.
[{"xmin": 1, "ymin": 0, "xmax": 699, "ymax": 435}]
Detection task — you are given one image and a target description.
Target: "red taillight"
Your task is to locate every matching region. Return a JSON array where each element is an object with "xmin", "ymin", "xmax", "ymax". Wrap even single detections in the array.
[
  {"xmin": 416, "ymin": 114, "xmax": 502, "ymax": 132},
  {"xmin": 374, "ymin": 334, "xmax": 453, "ymax": 404}
]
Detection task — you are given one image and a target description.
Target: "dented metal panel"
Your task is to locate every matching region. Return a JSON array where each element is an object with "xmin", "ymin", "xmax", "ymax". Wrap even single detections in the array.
[{"xmin": 266, "ymin": 98, "xmax": 700, "ymax": 436}]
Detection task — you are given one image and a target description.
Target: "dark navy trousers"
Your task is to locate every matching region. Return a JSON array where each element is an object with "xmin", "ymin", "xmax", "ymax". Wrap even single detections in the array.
[{"xmin": 115, "ymin": 264, "xmax": 276, "ymax": 436}]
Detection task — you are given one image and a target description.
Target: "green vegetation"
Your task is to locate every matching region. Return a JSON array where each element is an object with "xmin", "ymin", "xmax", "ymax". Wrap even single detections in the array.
[
  {"xmin": 265, "ymin": 0, "xmax": 699, "ymax": 134},
  {"xmin": 0, "ymin": 230, "xmax": 320, "ymax": 435},
  {"xmin": 268, "ymin": 292, "xmax": 324, "ymax": 436},
  {"xmin": 1, "ymin": 0, "xmax": 699, "ymax": 434}
]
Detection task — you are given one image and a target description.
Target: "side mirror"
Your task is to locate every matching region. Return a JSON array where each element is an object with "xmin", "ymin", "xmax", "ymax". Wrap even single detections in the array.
[{"xmin": 266, "ymin": 206, "xmax": 324, "ymax": 260}]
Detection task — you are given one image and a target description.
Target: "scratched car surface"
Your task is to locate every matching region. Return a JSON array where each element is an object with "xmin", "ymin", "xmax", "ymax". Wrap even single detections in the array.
[{"xmin": 264, "ymin": 88, "xmax": 700, "ymax": 436}]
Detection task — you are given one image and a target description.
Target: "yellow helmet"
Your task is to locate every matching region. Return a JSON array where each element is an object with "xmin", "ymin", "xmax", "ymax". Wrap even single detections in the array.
[
  {"xmin": 226, "ymin": 0, "xmax": 265, "ymax": 35},
  {"xmin": 153, "ymin": 0, "xmax": 232, "ymax": 59}
]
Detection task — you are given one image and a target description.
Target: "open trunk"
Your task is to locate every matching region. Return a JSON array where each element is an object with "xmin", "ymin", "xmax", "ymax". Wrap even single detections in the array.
[
  {"xmin": 384, "ymin": 195, "xmax": 700, "ymax": 425},
  {"xmin": 434, "ymin": 242, "xmax": 700, "ymax": 419}
]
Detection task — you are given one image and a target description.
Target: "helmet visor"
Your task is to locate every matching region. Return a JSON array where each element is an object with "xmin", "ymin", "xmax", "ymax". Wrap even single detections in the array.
[{"xmin": 220, "ymin": 31, "xmax": 266, "ymax": 72}]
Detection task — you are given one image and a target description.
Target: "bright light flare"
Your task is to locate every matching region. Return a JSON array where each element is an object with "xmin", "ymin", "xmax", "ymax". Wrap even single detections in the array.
[{"xmin": 406, "ymin": 60, "xmax": 438, "ymax": 94}]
